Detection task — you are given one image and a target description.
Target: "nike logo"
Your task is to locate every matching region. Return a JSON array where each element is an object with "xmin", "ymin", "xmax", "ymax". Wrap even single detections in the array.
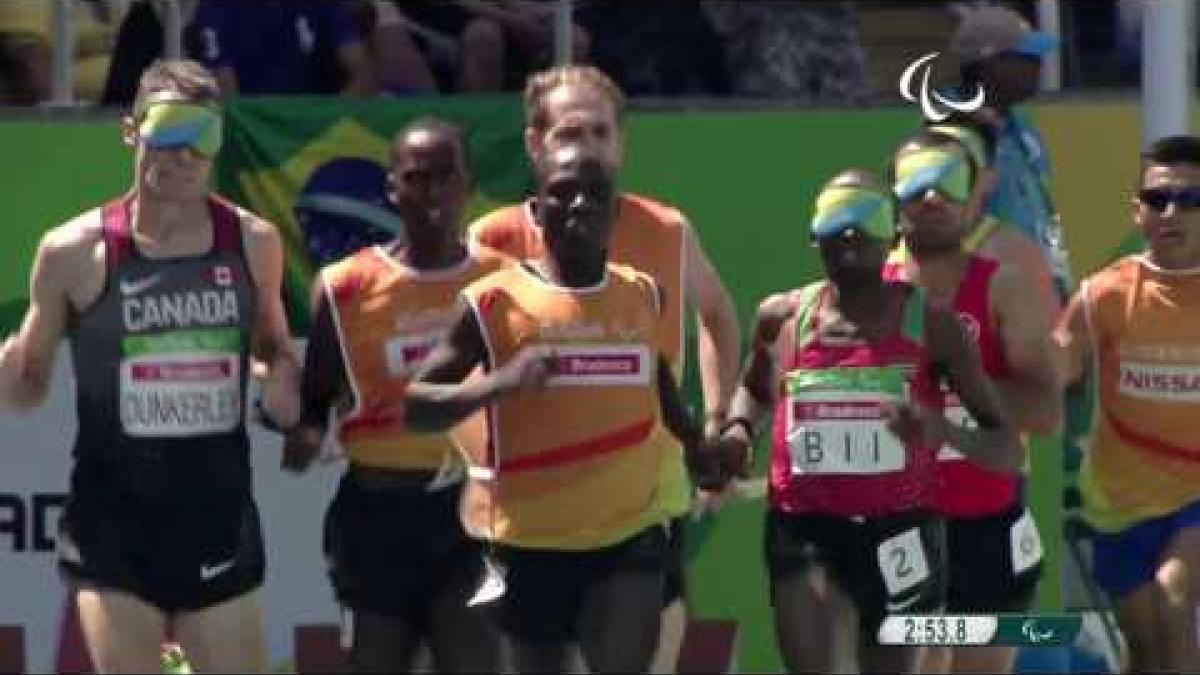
[
  {"xmin": 200, "ymin": 559, "xmax": 236, "ymax": 581},
  {"xmin": 886, "ymin": 593, "xmax": 924, "ymax": 613},
  {"xmin": 120, "ymin": 275, "xmax": 162, "ymax": 296}
]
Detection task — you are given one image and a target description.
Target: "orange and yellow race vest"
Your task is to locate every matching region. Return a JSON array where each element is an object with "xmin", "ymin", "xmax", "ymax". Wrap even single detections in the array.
[
  {"xmin": 469, "ymin": 194, "xmax": 690, "ymax": 517},
  {"xmin": 460, "ymin": 262, "xmax": 677, "ymax": 550},
  {"xmin": 322, "ymin": 244, "xmax": 508, "ymax": 471},
  {"xmin": 1077, "ymin": 255, "xmax": 1200, "ymax": 531}
]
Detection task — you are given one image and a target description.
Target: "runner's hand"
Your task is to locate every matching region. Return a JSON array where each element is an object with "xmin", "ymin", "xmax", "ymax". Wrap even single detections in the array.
[
  {"xmin": 884, "ymin": 401, "xmax": 947, "ymax": 449},
  {"xmin": 258, "ymin": 354, "xmax": 302, "ymax": 431},
  {"xmin": 494, "ymin": 349, "xmax": 556, "ymax": 395},
  {"xmin": 281, "ymin": 424, "xmax": 324, "ymax": 473}
]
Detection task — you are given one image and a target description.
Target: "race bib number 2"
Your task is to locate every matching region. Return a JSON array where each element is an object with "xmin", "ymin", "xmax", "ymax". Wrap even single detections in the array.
[
  {"xmin": 1010, "ymin": 509, "xmax": 1044, "ymax": 575},
  {"xmin": 120, "ymin": 329, "xmax": 242, "ymax": 437},
  {"xmin": 877, "ymin": 527, "xmax": 931, "ymax": 596}
]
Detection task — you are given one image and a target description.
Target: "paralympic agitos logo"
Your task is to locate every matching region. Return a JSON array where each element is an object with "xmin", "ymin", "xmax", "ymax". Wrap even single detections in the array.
[{"xmin": 899, "ymin": 52, "xmax": 986, "ymax": 122}]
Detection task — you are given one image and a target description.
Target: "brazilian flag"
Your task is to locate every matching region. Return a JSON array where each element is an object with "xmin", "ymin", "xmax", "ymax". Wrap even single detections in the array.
[{"xmin": 214, "ymin": 95, "xmax": 531, "ymax": 333}]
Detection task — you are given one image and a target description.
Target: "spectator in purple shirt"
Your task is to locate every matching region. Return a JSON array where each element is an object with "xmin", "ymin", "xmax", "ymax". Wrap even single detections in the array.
[{"xmin": 186, "ymin": 0, "xmax": 376, "ymax": 96}]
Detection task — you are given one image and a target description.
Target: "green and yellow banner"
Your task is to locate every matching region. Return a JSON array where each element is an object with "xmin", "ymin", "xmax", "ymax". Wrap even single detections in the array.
[{"xmin": 213, "ymin": 96, "xmax": 532, "ymax": 331}]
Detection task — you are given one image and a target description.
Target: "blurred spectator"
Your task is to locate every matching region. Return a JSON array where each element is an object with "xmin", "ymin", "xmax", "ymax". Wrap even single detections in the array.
[
  {"xmin": 401, "ymin": 0, "xmax": 588, "ymax": 92},
  {"xmin": 0, "ymin": 0, "xmax": 119, "ymax": 105},
  {"xmin": 1115, "ymin": 0, "xmax": 1141, "ymax": 79},
  {"xmin": 705, "ymin": 0, "xmax": 870, "ymax": 103},
  {"xmin": 578, "ymin": 0, "xmax": 730, "ymax": 96},
  {"xmin": 185, "ymin": 0, "xmax": 375, "ymax": 96},
  {"xmin": 349, "ymin": 0, "xmax": 436, "ymax": 94},
  {"xmin": 102, "ymin": 0, "xmax": 201, "ymax": 106},
  {"xmin": 951, "ymin": 2, "xmax": 1070, "ymax": 296}
]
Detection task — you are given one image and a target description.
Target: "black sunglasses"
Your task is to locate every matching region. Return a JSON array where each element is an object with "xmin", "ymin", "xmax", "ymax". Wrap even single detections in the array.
[{"xmin": 1138, "ymin": 187, "xmax": 1200, "ymax": 213}]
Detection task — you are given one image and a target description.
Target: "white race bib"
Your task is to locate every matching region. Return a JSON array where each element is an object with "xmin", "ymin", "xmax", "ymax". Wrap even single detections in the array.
[
  {"xmin": 877, "ymin": 527, "xmax": 931, "ymax": 596},
  {"xmin": 1010, "ymin": 509, "xmax": 1043, "ymax": 575},
  {"xmin": 788, "ymin": 393, "xmax": 906, "ymax": 476},
  {"xmin": 119, "ymin": 327, "xmax": 244, "ymax": 437},
  {"xmin": 120, "ymin": 352, "xmax": 241, "ymax": 437}
]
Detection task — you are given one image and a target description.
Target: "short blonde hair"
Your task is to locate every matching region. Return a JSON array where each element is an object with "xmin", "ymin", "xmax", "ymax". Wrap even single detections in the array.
[
  {"xmin": 133, "ymin": 59, "xmax": 220, "ymax": 114},
  {"xmin": 523, "ymin": 65, "xmax": 625, "ymax": 132}
]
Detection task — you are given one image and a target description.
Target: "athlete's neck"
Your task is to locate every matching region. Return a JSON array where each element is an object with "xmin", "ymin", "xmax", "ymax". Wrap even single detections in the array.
[
  {"xmin": 397, "ymin": 235, "xmax": 467, "ymax": 271},
  {"xmin": 907, "ymin": 247, "xmax": 970, "ymax": 300},
  {"xmin": 537, "ymin": 250, "xmax": 607, "ymax": 288},
  {"xmin": 131, "ymin": 191, "xmax": 209, "ymax": 241},
  {"xmin": 830, "ymin": 277, "xmax": 889, "ymax": 320},
  {"xmin": 1146, "ymin": 248, "xmax": 1200, "ymax": 273}
]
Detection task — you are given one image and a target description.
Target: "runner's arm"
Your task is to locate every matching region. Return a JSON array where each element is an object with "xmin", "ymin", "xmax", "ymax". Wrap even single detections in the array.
[
  {"xmin": 405, "ymin": 296, "xmax": 552, "ymax": 432},
  {"xmin": 925, "ymin": 302, "xmax": 1024, "ymax": 473},
  {"xmin": 683, "ymin": 220, "xmax": 742, "ymax": 434},
  {"xmin": 720, "ymin": 293, "xmax": 794, "ymax": 452},
  {"xmin": 990, "ymin": 263, "xmax": 1063, "ymax": 434},
  {"xmin": 242, "ymin": 214, "xmax": 302, "ymax": 429},
  {"xmin": 0, "ymin": 226, "xmax": 78, "ymax": 409},
  {"xmin": 658, "ymin": 357, "xmax": 700, "ymax": 449},
  {"xmin": 282, "ymin": 275, "xmax": 349, "ymax": 472},
  {"xmin": 1052, "ymin": 288, "xmax": 1090, "ymax": 390}
]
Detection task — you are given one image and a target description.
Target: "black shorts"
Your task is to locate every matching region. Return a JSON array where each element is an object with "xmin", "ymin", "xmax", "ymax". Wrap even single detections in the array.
[
  {"xmin": 765, "ymin": 509, "xmax": 946, "ymax": 636},
  {"xmin": 323, "ymin": 470, "xmax": 485, "ymax": 625},
  {"xmin": 945, "ymin": 504, "xmax": 1043, "ymax": 613},
  {"xmin": 58, "ymin": 470, "xmax": 264, "ymax": 613},
  {"xmin": 664, "ymin": 516, "xmax": 687, "ymax": 607},
  {"xmin": 495, "ymin": 523, "xmax": 668, "ymax": 642}
]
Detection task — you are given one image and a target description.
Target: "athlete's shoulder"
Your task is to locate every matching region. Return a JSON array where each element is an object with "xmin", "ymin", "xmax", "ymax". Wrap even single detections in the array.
[
  {"xmin": 469, "ymin": 241, "xmax": 516, "ymax": 271},
  {"xmin": 468, "ymin": 201, "xmax": 536, "ymax": 255},
  {"xmin": 219, "ymin": 197, "xmax": 278, "ymax": 243},
  {"xmin": 620, "ymin": 192, "xmax": 687, "ymax": 228},
  {"xmin": 468, "ymin": 202, "xmax": 530, "ymax": 235},
  {"xmin": 321, "ymin": 247, "xmax": 384, "ymax": 298},
  {"xmin": 980, "ymin": 225, "xmax": 1047, "ymax": 269},
  {"xmin": 43, "ymin": 206, "xmax": 104, "ymax": 255},
  {"xmin": 1088, "ymin": 254, "xmax": 1143, "ymax": 291}
]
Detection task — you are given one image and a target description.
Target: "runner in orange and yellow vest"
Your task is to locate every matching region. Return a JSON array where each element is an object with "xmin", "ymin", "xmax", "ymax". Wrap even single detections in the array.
[
  {"xmin": 1056, "ymin": 135, "xmax": 1200, "ymax": 674},
  {"xmin": 468, "ymin": 67, "xmax": 742, "ymax": 671},
  {"xmin": 406, "ymin": 145, "xmax": 740, "ymax": 673},
  {"xmin": 283, "ymin": 119, "xmax": 509, "ymax": 673}
]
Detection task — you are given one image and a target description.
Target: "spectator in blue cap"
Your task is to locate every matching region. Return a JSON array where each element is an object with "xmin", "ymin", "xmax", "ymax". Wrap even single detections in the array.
[{"xmin": 951, "ymin": 3, "xmax": 1070, "ymax": 302}]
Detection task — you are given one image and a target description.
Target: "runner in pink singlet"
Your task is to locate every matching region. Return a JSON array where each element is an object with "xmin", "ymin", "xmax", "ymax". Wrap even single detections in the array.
[
  {"xmin": 889, "ymin": 126, "xmax": 1061, "ymax": 675},
  {"xmin": 719, "ymin": 169, "xmax": 1022, "ymax": 674}
]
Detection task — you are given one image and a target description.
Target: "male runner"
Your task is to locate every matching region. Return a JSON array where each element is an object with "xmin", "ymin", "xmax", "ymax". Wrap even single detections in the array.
[
  {"xmin": 469, "ymin": 64, "xmax": 741, "ymax": 671},
  {"xmin": 719, "ymin": 169, "xmax": 1022, "ymax": 673},
  {"xmin": 889, "ymin": 128, "xmax": 1061, "ymax": 674},
  {"xmin": 282, "ymin": 118, "xmax": 507, "ymax": 672},
  {"xmin": 0, "ymin": 59, "xmax": 299, "ymax": 673},
  {"xmin": 406, "ymin": 145, "xmax": 737, "ymax": 673},
  {"xmin": 1056, "ymin": 135, "xmax": 1200, "ymax": 673}
]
